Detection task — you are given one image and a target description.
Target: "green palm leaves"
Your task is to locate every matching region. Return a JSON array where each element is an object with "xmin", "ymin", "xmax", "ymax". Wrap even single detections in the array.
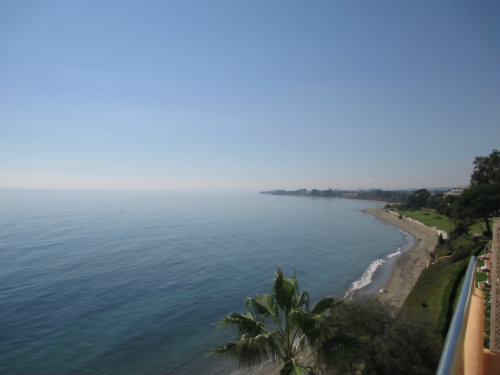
[
  {"xmin": 210, "ymin": 312, "xmax": 280, "ymax": 368},
  {"xmin": 208, "ymin": 269, "xmax": 343, "ymax": 375}
]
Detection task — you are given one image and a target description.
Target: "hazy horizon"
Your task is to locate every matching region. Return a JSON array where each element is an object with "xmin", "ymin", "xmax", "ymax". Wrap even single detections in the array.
[
  {"xmin": 2, "ymin": 1, "xmax": 499, "ymax": 192},
  {"xmin": 0, "ymin": 185, "xmax": 468, "ymax": 195}
]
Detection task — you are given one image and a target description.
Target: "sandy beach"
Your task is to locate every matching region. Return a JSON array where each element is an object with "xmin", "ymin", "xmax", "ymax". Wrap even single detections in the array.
[{"xmin": 362, "ymin": 207, "xmax": 439, "ymax": 309}]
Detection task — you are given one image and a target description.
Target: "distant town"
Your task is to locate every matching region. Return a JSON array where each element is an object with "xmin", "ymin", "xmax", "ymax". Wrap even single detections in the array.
[{"xmin": 260, "ymin": 187, "xmax": 461, "ymax": 204}]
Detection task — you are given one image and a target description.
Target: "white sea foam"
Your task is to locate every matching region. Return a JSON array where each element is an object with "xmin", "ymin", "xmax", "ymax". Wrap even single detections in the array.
[
  {"xmin": 345, "ymin": 230, "xmax": 415, "ymax": 298},
  {"xmin": 345, "ymin": 257, "xmax": 385, "ymax": 297},
  {"xmin": 387, "ymin": 246, "xmax": 402, "ymax": 258}
]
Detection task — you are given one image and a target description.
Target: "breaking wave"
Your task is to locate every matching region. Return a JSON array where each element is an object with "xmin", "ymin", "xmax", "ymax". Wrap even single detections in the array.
[{"xmin": 345, "ymin": 257, "xmax": 385, "ymax": 297}]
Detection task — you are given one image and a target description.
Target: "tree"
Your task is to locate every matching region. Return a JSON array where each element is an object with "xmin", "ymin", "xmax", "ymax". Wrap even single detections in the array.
[
  {"xmin": 427, "ymin": 192, "xmax": 444, "ymax": 209},
  {"xmin": 406, "ymin": 189, "xmax": 430, "ymax": 208},
  {"xmin": 470, "ymin": 149, "xmax": 500, "ymax": 186},
  {"xmin": 438, "ymin": 150, "xmax": 500, "ymax": 236},
  {"xmin": 208, "ymin": 269, "xmax": 343, "ymax": 375},
  {"xmin": 436, "ymin": 195, "xmax": 457, "ymax": 217},
  {"xmin": 319, "ymin": 298, "xmax": 442, "ymax": 375},
  {"xmin": 454, "ymin": 183, "xmax": 500, "ymax": 236}
]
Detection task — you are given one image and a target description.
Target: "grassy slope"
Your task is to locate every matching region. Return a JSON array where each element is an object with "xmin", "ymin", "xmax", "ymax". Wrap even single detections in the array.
[
  {"xmin": 404, "ymin": 258, "xmax": 469, "ymax": 335},
  {"xmin": 403, "ymin": 238, "xmax": 487, "ymax": 336},
  {"xmin": 398, "ymin": 209, "xmax": 492, "ymax": 235},
  {"xmin": 470, "ymin": 220, "xmax": 493, "ymax": 234},
  {"xmin": 398, "ymin": 209, "xmax": 455, "ymax": 233},
  {"xmin": 434, "ymin": 235, "xmax": 474, "ymax": 258}
]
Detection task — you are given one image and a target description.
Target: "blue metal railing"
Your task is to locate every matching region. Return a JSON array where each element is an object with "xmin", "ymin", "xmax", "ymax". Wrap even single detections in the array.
[{"xmin": 436, "ymin": 256, "xmax": 477, "ymax": 375}]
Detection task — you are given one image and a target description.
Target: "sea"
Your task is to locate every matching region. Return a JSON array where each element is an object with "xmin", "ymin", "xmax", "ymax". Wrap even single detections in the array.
[{"xmin": 0, "ymin": 189, "xmax": 414, "ymax": 374}]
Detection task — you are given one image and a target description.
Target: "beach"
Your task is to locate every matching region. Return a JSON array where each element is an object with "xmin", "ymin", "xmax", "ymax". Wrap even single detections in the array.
[{"xmin": 363, "ymin": 207, "xmax": 439, "ymax": 309}]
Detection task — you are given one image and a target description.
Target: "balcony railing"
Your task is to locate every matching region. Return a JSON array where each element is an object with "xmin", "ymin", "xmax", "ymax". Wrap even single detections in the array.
[
  {"xmin": 436, "ymin": 256, "xmax": 476, "ymax": 375},
  {"xmin": 436, "ymin": 254, "xmax": 500, "ymax": 375}
]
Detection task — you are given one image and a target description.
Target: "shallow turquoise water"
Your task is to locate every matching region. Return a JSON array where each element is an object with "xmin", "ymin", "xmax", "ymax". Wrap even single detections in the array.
[{"xmin": 0, "ymin": 190, "xmax": 410, "ymax": 374}]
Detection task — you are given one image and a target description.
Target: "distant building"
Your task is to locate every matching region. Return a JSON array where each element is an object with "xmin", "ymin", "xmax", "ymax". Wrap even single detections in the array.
[{"xmin": 444, "ymin": 187, "xmax": 465, "ymax": 197}]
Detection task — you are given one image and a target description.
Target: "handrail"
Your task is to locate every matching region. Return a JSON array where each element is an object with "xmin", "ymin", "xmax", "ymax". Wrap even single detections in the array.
[{"xmin": 436, "ymin": 256, "xmax": 476, "ymax": 375}]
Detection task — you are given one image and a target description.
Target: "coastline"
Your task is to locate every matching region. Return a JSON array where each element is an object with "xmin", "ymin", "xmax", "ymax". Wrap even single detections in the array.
[
  {"xmin": 230, "ymin": 206, "xmax": 439, "ymax": 375},
  {"xmin": 362, "ymin": 207, "xmax": 439, "ymax": 309}
]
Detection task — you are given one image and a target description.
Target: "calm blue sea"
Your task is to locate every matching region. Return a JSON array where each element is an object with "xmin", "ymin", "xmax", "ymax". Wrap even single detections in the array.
[{"xmin": 0, "ymin": 190, "xmax": 412, "ymax": 374}]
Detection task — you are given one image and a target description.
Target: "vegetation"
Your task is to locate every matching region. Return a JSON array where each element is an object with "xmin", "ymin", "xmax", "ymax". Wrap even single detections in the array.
[
  {"xmin": 404, "ymin": 257, "xmax": 470, "ymax": 334},
  {"xmin": 210, "ymin": 270, "xmax": 441, "ymax": 375},
  {"xmin": 476, "ymin": 272, "xmax": 488, "ymax": 284},
  {"xmin": 398, "ymin": 207, "xmax": 492, "ymax": 237},
  {"xmin": 209, "ymin": 269, "xmax": 343, "ymax": 375},
  {"xmin": 398, "ymin": 208, "xmax": 455, "ymax": 233},
  {"xmin": 451, "ymin": 150, "xmax": 499, "ymax": 236},
  {"xmin": 470, "ymin": 149, "xmax": 500, "ymax": 186},
  {"xmin": 314, "ymin": 297, "xmax": 441, "ymax": 375},
  {"xmin": 453, "ymin": 183, "xmax": 500, "ymax": 236},
  {"xmin": 260, "ymin": 188, "xmax": 409, "ymax": 203},
  {"xmin": 404, "ymin": 237, "xmax": 486, "ymax": 335},
  {"xmin": 401, "ymin": 188, "xmax": 445, "ymax": 210},
  {"xmin": 402, "ymin": 151, "xmax": 498, "ymax": 338},
  {"xmin": 214, "ymin": 150, "xmax": 499, "ymax": 374},
  {"xmin": 405, "ymin": 189, "xmax": 431, "ymax": 208},
  {"xmin": 401, "ymin": 150, "xmax": 499, "ymax": 236}
]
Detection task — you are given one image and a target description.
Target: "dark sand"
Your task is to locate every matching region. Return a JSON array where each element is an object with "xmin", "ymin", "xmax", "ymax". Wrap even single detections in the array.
[{"xmin": 363, "ymin": 207, "xmax": 439, "ymax": 308}]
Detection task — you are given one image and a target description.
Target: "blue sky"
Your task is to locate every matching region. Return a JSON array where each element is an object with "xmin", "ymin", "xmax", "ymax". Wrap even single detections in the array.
[{"xmin": 1, "ymin": 1, "xmax": 499, "ymax": 192}]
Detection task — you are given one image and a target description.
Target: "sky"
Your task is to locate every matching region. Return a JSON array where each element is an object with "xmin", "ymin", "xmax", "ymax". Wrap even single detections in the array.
[{"xmin": 1, "ymin": 1, "xmax": 499, "ymax": 192}]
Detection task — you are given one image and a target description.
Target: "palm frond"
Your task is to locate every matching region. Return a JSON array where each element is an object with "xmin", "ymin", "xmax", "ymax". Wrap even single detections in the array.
[
  {"xmin": 311, "ymin": 297, "xmax": 343, "ymax": 314},
  {"xmin": 281, "ymin": 358, "xmax": 314, "ymax": 375},
  {"xmin": 208, "ymin": 331, "xmax": 281, "ymax": 368},
  {"xmin": 297, "ymin": 291, "xmax": 310, "ymax": 310},
  {"xmin": 211, "ymin": 269, "xmax": 322, "ymax": 373},
  {"xmin": 246, "ymin": 293, "xmax": 279, "ymax": 321},
  {"xmin": 293, "ymin": 310, "xmax": 325, "ymax": 345},
  {"xmin": 298, "ymin": 304, "xmax": 346, "ymax": 346},
  {"xmin": 288, "ymin": 307, "xmax": 308, "ymax": 329},
  {"xmin": 274, "ymin": 268, "xmax": 298, "ymax": 313},
  {"xmin": 216, "ymin": 312, "xmax": 267, "ymax": 336}
]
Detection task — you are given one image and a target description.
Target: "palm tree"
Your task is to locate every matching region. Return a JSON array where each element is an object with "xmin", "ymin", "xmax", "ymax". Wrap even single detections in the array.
[{"xmin": 208, "ymin": 269, "xmax": 343, "ymax": 375}]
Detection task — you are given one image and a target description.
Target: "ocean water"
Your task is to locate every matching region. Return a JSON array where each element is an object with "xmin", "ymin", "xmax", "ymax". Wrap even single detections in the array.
[{"xmin": 0, "ymin": 190, "xmax": 412, "ymax": 374}]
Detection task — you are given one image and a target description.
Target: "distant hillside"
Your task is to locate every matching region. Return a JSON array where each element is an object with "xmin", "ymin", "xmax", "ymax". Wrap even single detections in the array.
[{"xmin": 260, "ymin": 188, "xmax": 409, "ymax": 203}]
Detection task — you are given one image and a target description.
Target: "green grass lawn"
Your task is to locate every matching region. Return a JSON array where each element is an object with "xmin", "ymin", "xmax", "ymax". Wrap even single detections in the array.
[
  {"xmin": 469, "ymin": 220, "xmax": 493, "ymax": 235},
  {"xmin": 397, "ymin": 209, "xmax": 493, "ymax": 236},
  {"xmin": 398, "ymin": 209, "xmax": 455, "ymax": 233}
]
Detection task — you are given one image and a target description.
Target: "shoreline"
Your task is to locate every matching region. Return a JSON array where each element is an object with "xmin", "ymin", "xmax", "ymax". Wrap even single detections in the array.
[
  {"xmin": 361, "ymin": 207, "xmax": 439, "ymax": 308},
  {"xmin": 231, "ymin": 206, "xmax": 439, "ymax": 374}
]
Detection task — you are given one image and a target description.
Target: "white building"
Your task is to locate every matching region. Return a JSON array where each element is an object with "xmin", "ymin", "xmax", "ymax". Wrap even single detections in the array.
[{"xmin": 444, "ymin": 187, "xmax": 465, "ymax": 197}]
